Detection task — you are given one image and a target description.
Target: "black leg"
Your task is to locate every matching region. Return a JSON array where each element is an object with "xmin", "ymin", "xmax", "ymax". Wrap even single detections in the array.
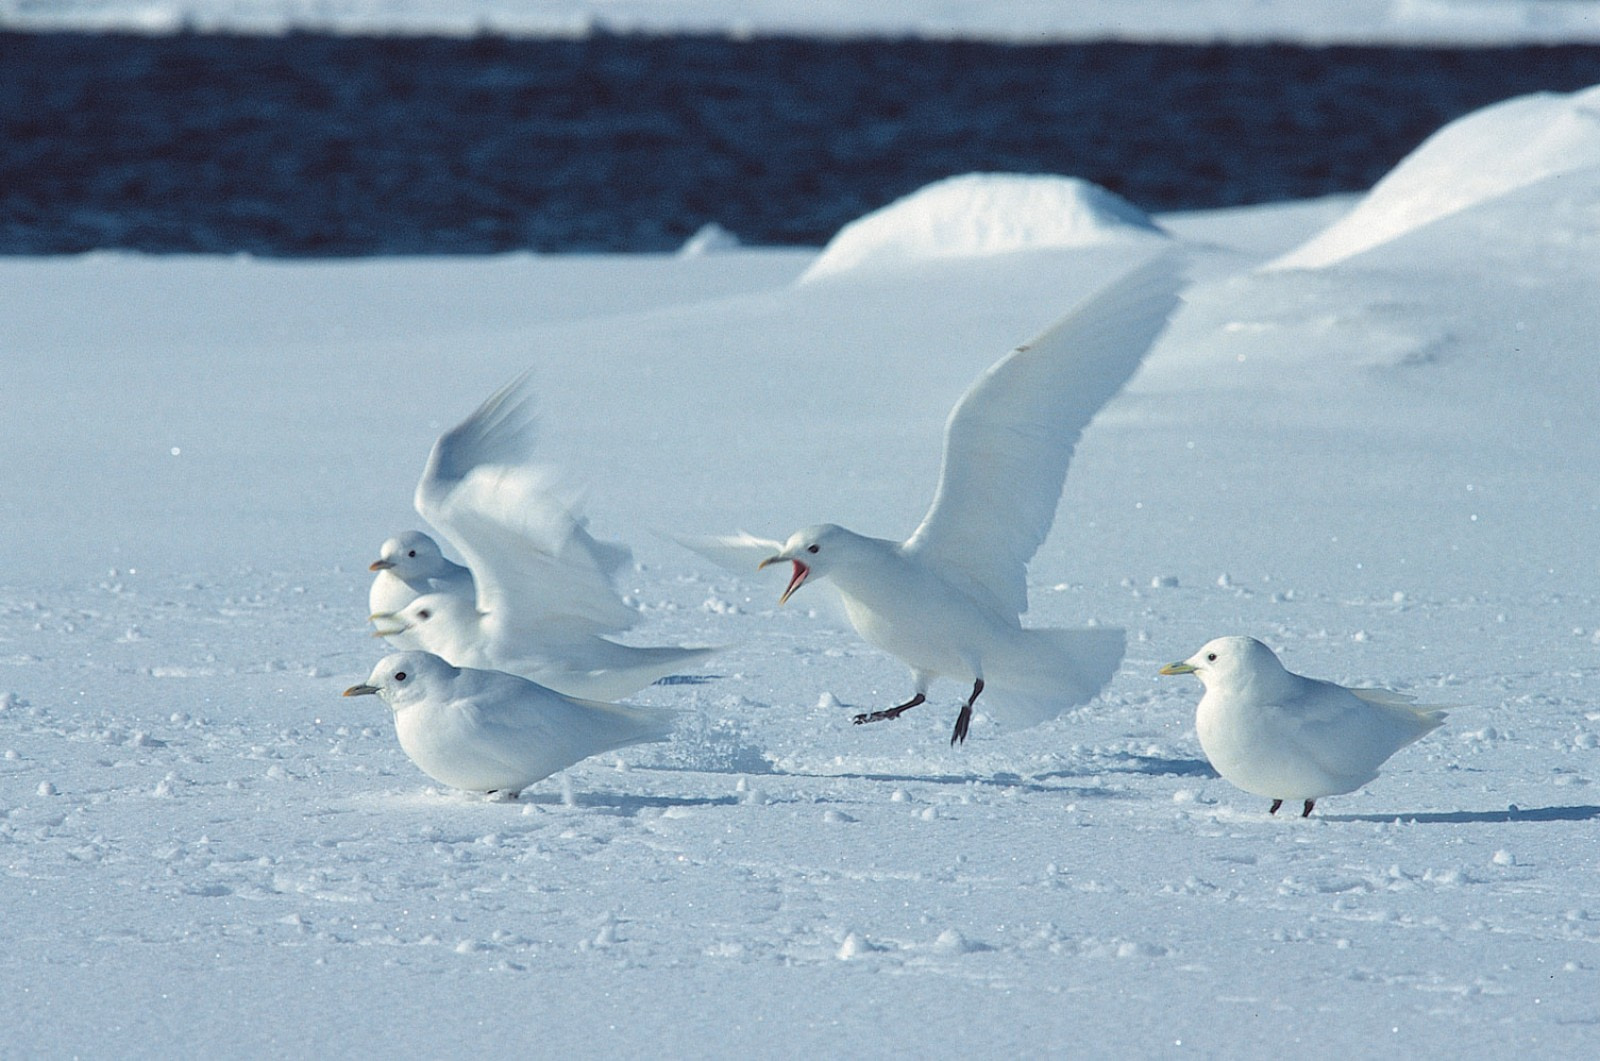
[
  {"xmin": 853, "ymin": 692, "xmax": 926, "ymax": 726},
  {"xmin": 1301, "ymin": 799, "xmax": 1315, "ymax": 818},
  {"xmin": 1269, "ymin": 799, "xmax": 1283, "ymax": 815},
  {"xmin": 949, "ymin": 678, "xmax": 985, "ymax": 746}
]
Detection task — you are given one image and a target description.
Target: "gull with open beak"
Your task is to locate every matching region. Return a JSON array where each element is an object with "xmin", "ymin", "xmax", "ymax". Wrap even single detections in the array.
[{"xmin": 687, "ymin": 255, "xmax": 1183, "ymax": 744}]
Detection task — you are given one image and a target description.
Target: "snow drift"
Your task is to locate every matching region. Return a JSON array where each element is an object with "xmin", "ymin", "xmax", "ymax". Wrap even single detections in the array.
[
  {"xmin": 1268, "ymin": 82, "xmax": 1600, "ymax": 270},
  {"xmin": 799, "ymin": 173, "xmax": 1167, "ymax": 283}
]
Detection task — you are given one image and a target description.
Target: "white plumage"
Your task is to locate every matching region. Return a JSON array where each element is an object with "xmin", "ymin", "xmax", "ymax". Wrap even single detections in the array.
[
  {"xmin": 1161, "ymin": 635, "xmax": 1448, "ymax": 816},
  {"xmin": 682, "ymin": 255, "xmax": 1183, "ymax": 743},
  {"xmin": 343, "ymin": 651, "xmax": 674, "ymax": 796},
  {"xmin": 368, "ymin": 530, "xmax": 474, "ymax": 644},
  {"xmin": 369, "ymin": 377, "xmax": 714, "ymax": 700}
]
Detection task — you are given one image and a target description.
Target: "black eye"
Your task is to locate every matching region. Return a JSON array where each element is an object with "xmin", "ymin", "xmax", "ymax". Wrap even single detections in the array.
[
  {"xmin": 407, "ymin": 550, "xmax": 417, "ymax": 557},
  {"xmin": 418, "ymin": 610, "xmax": 431, "ymax": 620},
  {"xmin": 807, "ymin": 544, "xmax": 820, "ymax": 554},
  {"xmin": 394, "ymin": 671, "xmax": 407, "ymax": 681},
  {"xmin": 1206, "ymin": 653, "xmax": 1218, "ymax": 662}
]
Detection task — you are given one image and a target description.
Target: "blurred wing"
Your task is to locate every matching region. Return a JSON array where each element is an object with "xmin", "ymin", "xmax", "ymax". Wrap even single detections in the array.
[
  {"xmin": 904, "ymin": 254, "xmax": 1184, "ymax": 617},
  {"xmin": 419, "ymin": 372, "xmax": 538, "ymax": 487},
  {"xmin": 416, "ymin": 377, "xmax": 638, "ymax": 637},
  {"xmin": 671, "ymin": 531, "xmax": 851, "ymax": 627},
  {"xmin": 670, "ymin": 531, "xmax": 786, "ymax": 574}
]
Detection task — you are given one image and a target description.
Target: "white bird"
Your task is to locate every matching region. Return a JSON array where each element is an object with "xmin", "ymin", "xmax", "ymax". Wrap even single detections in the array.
[
  {"xmin": 368, "ymin": 377, "xmax": 715, "ymax": 701},
  {"xmin": 368, "ymin": 530, "xmax": 474, "ymax": 642},
  {"xmin": 1160, "ymin": 636, "xmax": 1448, "ymax": 817},
  {"xmin": 343, "ymin": 651, "xmax": 674, "ymax": 797},
  {"xmin": 682, "ymin": 255, "xmax": 1182, "ymax": 744}
]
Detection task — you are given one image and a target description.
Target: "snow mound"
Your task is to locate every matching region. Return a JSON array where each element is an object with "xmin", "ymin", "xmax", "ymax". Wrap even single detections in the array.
[
  {"xmin": 799, "ymin": 173, "xmax": 1166, "ymax": 283},
  {"xmin": 1268, "ymin": 83, "xmax": 1600, "ymax": 270},
  {"xmin": 677, "ymin": 222, "xmax": 741, "ymax": 258}
]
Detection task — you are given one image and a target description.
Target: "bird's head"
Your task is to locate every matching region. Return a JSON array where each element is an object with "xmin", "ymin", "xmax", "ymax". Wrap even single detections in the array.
[
  {"xmin": 370, "ymin": 531, "xmax": 448, "ymax": 579},
  {"xmin": 757, "ymin": 524, "xmax": 860, "ymax": 604},
  {"xmin": 370, "ymin": 592, "xmax": 472, "ymax": 639},
  {"xmin": 1159, "ymin": 635, "xmax": 1284, "ymax": 691},
  {"xmin": 342, "ymin": 651, "xmax": 455, "ymax": 709}
]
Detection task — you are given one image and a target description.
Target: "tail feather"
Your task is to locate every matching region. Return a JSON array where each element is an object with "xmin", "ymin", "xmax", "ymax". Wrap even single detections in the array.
[
  {"xmin": 1349, "ymin": 688, "xmax": 1449, "ymax": 742},
  {"xmin": 980, "ymin": 626, "xmax": 1126, "ymax": 732},
  {"xmin": 531, "ymin": 644, "xmax": 718, "ymax": 702},
  {"xmin": 562, "ymin": 696, "xmax": 677, "ymax": 751}
]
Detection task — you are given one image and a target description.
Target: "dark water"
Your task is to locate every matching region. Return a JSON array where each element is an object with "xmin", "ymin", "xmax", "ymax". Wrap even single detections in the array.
[{"xmin": 4, "ymin": 31, "xmax": 1600, "ymax": 255}]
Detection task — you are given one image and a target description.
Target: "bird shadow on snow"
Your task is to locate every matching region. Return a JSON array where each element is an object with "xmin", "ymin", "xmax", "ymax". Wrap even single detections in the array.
[
  {"xmin": 768, "ymin": 763, "xmax": 1211, "ymax": 800},
  {"xmin": 361, "ymin": 786, "xmax": 739, "ymax": 814},
  {"xmin": 1034, "ymin": 754, "xmax": 1219, "ymax": 781},
  {"xmin": 1321, "ymin": 804, "xmax": 1600, "ymax": 825},
  {"xmin": 652, "ymin": 674, "xmax": 722, "ymax": 686},
  {"xmin": 516, "ymin": 789, "xmax": 742, "ymax": 812}
]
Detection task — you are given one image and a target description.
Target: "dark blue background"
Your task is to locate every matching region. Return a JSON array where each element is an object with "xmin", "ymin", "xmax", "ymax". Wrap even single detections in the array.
[{"xmin": 5, "ymin": 31, "xmax": 1600, "ymax": 255}]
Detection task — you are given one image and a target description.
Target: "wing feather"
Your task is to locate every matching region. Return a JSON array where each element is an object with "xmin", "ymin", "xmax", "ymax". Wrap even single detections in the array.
[
  {"xmin": 903, "ymin": 254, "xmax": 1184, "ymax": 617},
  {"xmin": 414, "ymin": 376, "xmax": 639, "ymax": 638},
  {"xmin": 670, "ymin": 531, "xmax": 786, "ymax": 574}
]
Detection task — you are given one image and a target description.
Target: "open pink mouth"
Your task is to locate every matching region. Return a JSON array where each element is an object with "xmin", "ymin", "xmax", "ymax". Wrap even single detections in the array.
[{"xmin": 778, "ymin": 559, "xmax": 809, "ymax": 604}]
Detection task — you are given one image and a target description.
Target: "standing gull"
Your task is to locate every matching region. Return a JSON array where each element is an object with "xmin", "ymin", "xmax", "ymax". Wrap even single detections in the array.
[
  {"xmin": 685, "ymin": 256, "xmax": 1182, "ymax": 743},
  {"xmin": 369, "ymin": 377, "xmax": 715, "ymax": 701},
  {"xmin": 344, "ymin": 651, "xmax": 674, "ymax": 797},
  {"xmin": 1160, "ymin": 636, "xmax": 1448, "ymax": 816}
]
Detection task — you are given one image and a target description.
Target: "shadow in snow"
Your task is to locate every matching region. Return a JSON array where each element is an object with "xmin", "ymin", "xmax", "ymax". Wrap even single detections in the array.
[
  {"xmin": 1033, "ymin": 755, "xmax": 1218, "ymax": 781},
  {"xmin": 1324, "ymin": 804, "xmax": 1600, "ymax": 825},
  {"xmin": 653, "ymin": 674, "xmax": 722, "ymax": 686},
  {"xmin": 518, "ymin": 790, "xmax": 741, "ymax": 812},
  {"xmin": 765, "ymin": 768, "xmax": 1138, "ymax": 800}
]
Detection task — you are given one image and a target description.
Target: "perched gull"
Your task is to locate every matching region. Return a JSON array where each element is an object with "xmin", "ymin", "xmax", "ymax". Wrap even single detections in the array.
[
  {"xmin": 1160, "ymin": 636, "xmax": 1448, "ymax": 817},
  {"xmin": 683, "ymin": 256, "xmax": 1182, "ymax": 743},
  {"xmin": 369, "ymin": 377, "xmax": 715, "ymax": 701},
  {"xmin": 368, "ymin": 530, "xmax": 474, "ymax": 643},
  {"xmin": 344, "ymin": 651, "xmax": 674, "ymax": 797}
]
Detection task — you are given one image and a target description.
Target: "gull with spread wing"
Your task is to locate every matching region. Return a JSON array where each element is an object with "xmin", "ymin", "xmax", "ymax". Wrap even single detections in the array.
[
  {"xmin": 683, "ymin": 256, "xmax": 1183, "ymax": 743},
  {"xmin": 370, "ymin": 377, "xmax": 715, "ymax": 701}
]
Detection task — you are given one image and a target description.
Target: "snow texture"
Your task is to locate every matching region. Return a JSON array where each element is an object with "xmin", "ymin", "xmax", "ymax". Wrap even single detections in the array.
[{"xmin": 4, "ymin": 82, "xmax": 1600, "ymax": 1057}]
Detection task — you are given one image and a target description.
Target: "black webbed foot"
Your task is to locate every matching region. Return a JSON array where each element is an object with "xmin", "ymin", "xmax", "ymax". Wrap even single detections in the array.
[
  {"xmin": 852, "ymin": 693, "xmax": 926, "ymax": 726},
  {"xmin": 948, "ymin": 679, "xmax": 985, "ymax": 746}
]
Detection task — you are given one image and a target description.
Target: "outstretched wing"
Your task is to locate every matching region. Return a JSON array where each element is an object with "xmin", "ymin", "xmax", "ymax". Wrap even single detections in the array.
[
  {"xmin": 670, "ymin": 531, "xmax": 785, "ymax": 574},
  {"xmin": 415, "ymin": 375, "xmax": 638, "ymax": 638},
  {"xmin": 903, "ymin": 254, "xmax": 1184, "ymax": 618}
]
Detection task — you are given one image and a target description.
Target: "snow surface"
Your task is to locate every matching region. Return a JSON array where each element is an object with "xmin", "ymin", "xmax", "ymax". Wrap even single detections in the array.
[
  {"xmin": 8, "ymin": 0, "xmax": 1600, "ymax": 43},
  {"xmin": 5, "ymin": 87, "xmax": 1600, "ymax": 1056}
]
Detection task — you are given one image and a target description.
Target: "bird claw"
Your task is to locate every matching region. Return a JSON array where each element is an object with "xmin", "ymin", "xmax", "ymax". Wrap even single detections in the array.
[
  {"xmin": 852, "ymin": 693, "xmax": 926, "ymax": 727},
  {"xmin": 949, "ymin": 706, "xmax": 972, "ymax": 746}
]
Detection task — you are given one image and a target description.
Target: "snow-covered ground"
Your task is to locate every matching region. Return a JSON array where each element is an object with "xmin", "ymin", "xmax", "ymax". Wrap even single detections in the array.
[
  {"xmin": 6, "ymin": 82, "xmax": 1600, "ymax": 1055},
  {"xmin": 7, "ymin": 0, "xmax": 1600, "ymax": 44}
]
